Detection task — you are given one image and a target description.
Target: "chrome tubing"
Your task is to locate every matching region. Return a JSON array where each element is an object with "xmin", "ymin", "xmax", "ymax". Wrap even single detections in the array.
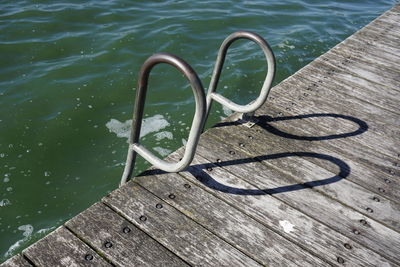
[
  {"xmin": 120, "ymin": 32, "xmax": 275, "ymax": 186},
  {"xmin": 120, "ymin": 53, "xmax": 206, "ymax": 186},
  {"xmin": 206, "ymin": 31, "xmax": 276, "ymax": 118}
]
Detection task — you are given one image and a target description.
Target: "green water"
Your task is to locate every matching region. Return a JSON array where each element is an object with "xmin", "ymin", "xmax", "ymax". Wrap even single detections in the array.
[{"xmin": 0, "ymin": 0, "xmax": 397, "ymax": 262}]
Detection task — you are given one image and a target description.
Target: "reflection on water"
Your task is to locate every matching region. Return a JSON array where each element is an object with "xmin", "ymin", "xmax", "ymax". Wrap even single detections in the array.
[{"xmin": 0, "ymin": 0, "xmax": 396, "ymax": 262}]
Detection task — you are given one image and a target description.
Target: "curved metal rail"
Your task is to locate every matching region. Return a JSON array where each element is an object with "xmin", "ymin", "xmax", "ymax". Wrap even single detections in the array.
[
  {"xmin": 206, "ymin": 31, "xmax": 276, "ymax": 117},
  {"xmin": 120, "ymin": 53, "xmax": 206, "ymax": 186},
  {"xmin": 120, "ymin": 31, "xmax": 275, "ymax": 186}
]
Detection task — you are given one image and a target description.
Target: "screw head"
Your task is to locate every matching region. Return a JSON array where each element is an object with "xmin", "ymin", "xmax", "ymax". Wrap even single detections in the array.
[
  {"xmin": 248, "ymin": 135, "xmax": 253, "ymax": 139},
  {"xmin": 216, "ymin": 159, "xmax": 222, "ymax": 163},
  {"xmin": 156, "ymin": 203, "xmax": 163, "ymax": 209},
  {"xmin": 206, "ymin": 167, "xmax": 213, "ymax": 172},
  {"xmin": 378, "ymin": 188, "xmax": 385, "ymax": 193},
  {"xmin": 239, "ymin": 143, "xmax": 245, "ymax": 147},
  {"xmin": 353, "ymin": 229, "xmax": 360, "ymax": 235},
  {"xmin": 104, "ymin": 241, "xmax": 113, "ymax": 248},
  {"xmin": 184, "ymin": 183, "xmax": 191, "ymax": 189},
  {"xmin": 84, "ymin": 254, "xmax": 93, "ymax": 261},
  {"xmin": 123, "ymin": 227, "xmax": 131, "ymax": 233},
  {"xmin": 384, "ymin": 179, "xmax": 391, "ymax": 184},
  {"xmin": 139, "ymin": 215, "xmax": 147, "ymax": 222},
  {"xmin": 360, "ymin": 219, "xmax": 368, "ymax": 225},
  {"xmin": 337, "ymin": 256, "xmax": 345, "ymax": 264},
  {"xmin": 168, "ymin": 193, "xmax": 176, "ymax": 199},
  {"xmin": 366, "ymin": 207, "xmax": 373, "ymax": 213},
  {"xmin": 372, "ymin": 196, "xmax": 380, "ymax": 202},
  {"xmin": 229, "ymin": 151, "xmax": 235, "ymax": 155},
  {"xmin": 344, "ymin": 243, "xmax": 352, "ymax": 250}
]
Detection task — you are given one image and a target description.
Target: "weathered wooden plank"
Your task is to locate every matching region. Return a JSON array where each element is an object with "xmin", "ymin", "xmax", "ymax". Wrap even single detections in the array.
[
  {"xmin": 322, "ymin": 49, "xmax": 400, "ymax": 86},
  {"xmin": 184, "ymin": 129, "xmax": 400, "ymax": 264},
  {"xmin": 253, "ymin": 105, "xmax": 400, "ymax": 204},
  {"xmin": 309, "ymin": 50, "xmax": 400, "ymax": 91},
  {"xmin": 366, "ymin": 23, "xmax": 400, "ymax": 42},
  {"xmin": 199, "ymin": 123, "xmax": 400, "ymax": 227},
  {"xmin": 330, "ymin": 38, "xmax": 400, "ymax": 73},
  {"xmin": 348, "ymin": 33, "xmax": 400, "ymax": 62},
  {"xmin": 268, "ymin": 78, "xmax": 400, "ymax": 160},
  {"xmin": 340, "ymin": 37, "xmax": 400, "ymax": 68},
  {"xmin": 22, "ymin": 227, "xmax": 111, "ymax": 267},
  {"xmin": 359, "ymin": 18, "xmax": 400, "ymax": 45},
  {"xmin": 162, "ymin": 150, "xmax": 397, "ymax": 266},
  {"xmin": 333, "ymin": 46, "xmax": 400, "ymax": 74},
  {"xmin": 65, "ymin": 202, "xmax": 188, "ymax": 267},
  {"xmin": 302, "ymin": 58, "xmax": 400, "ymax": 113},
  {"xmin": 200, "ymin": 125, "xmax": 400, "ymax": 231},
  {"xmin": 133, "ymin": 170, "xmax": 327, "ymax": 266},
  {"xmin": 102, "ymin": 182, "xmax": 261, "ymax": 267},
  {"xmin": 315, "ymin": 50, "xmax": 400, "ymax": 93},
  {"xmin": 306, "ymin": 49, "xmax": 400, "ymax": 97},
  {"xmin": 371, "ymin": 16, "xmax": 400, "ymax": 35},
  {"xmin": 0, "ymin": 255, "xmax": 32, "ymax": 267}
]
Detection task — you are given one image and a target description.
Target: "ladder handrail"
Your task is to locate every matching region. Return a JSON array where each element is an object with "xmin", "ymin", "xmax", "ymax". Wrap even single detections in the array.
[
  {"xmin": 206, "ymin": 31, "xmax": 276, "ymax": 117},
  {"xmin": 120, "ymin": 53, "xmax": 206, "ymax": 186},
  {"xmin": 120, "ymin": 32, "xmax": 275, "ymax": 186}
]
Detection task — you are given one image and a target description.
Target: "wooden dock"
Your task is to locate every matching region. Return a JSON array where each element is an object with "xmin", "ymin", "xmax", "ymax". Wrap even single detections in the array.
[{"xmin": 2, "ymin": 4, "xmax": 400, "ymax": 267}]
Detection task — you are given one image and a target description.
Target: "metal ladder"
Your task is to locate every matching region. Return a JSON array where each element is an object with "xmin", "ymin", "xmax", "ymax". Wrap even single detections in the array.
[{"xmin": 120, "ymin": 31, "xmax": 276, "ymax": 186}]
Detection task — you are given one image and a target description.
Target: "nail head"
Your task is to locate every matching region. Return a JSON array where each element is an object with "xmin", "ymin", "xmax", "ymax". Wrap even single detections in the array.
[
  {"xmin": 85, "ymin": 254, "xmax": 93, "ymax": 261},
  {"xmin": 344, "ymin": 243, "xmax": 352, "ymax": 250},
  {"xmin": 123, "ymin": 227, "xmax": 131, "ymax": 233},
  {"xmin": 337, "ymin": 256, "xmax": 345, "ymax": 264}
]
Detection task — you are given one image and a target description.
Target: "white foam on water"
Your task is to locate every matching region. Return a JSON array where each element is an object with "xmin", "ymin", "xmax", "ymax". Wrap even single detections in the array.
[
  {"xmin": 222, "ymin": 105, "xmax": 233, "ymax": 116},
  {"xmin": 106, "ymin": 114, "xmax": 170, "ymax": 140},
  {"xmin": 153, "ymin": 147, "xmax": 172, "ymax": 157},
  {"xmin": 106, "ymin": 119, "xmax": 131, "ymax": 138},
  {"xmin": 154, "ymin": 131, "xmax": 173, "ymax": 141},
  {"xmin": 182, "ymin": 138, "xmax": 187, "ymax": 146},
  {"xmin": 18, "ymin": 224, "xmax": 33, "ymax": 237},
  {"xmin": 0, "ymin": 199, "xmax": 11, "ymax": 207},
  {"xmin": 4, "ymin": 224, "xmax": 34, "ymax": 257}
]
